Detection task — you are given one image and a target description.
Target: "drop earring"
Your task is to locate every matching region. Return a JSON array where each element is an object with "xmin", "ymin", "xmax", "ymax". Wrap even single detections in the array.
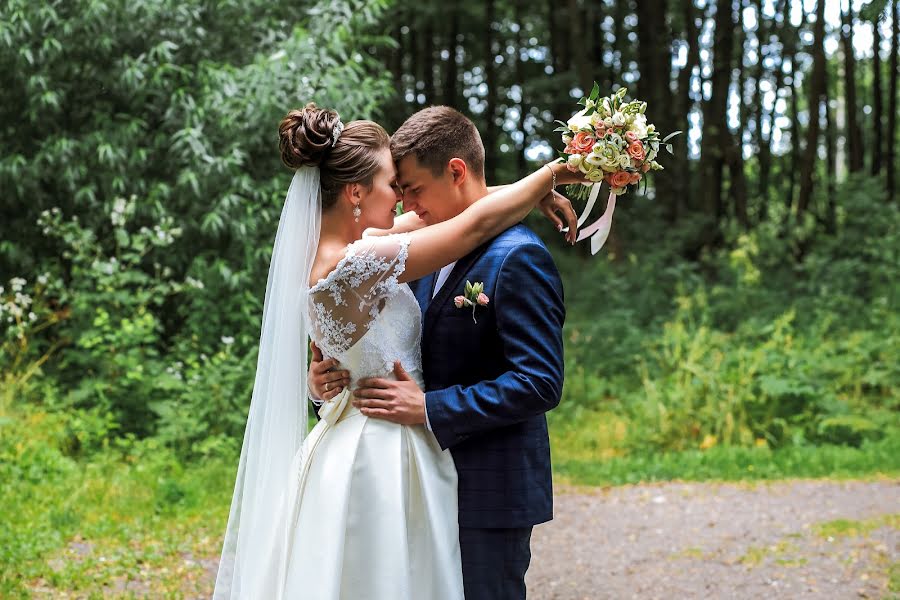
[{"xmin": 353, "ymin": 204, "xmax": 361, "ymax": 222}]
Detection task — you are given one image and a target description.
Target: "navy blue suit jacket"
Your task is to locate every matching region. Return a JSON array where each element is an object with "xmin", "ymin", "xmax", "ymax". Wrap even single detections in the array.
[{"xmin": 409, "ymin": 224, "xmax": 565, "ymax": 529}]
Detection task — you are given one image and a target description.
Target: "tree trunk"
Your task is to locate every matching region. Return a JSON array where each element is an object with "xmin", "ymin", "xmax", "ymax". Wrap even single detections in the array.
[
  {"xmin": 872, "ymin": 12, "xmax": 884, "ymax": 175},
  {"xmin": 590, "ymin": 1, "xmax": 605, "ymax": 89},
  {"xmin": 514, "ymin": 0, "xmax": 529, "ymax": 180},
  {"xmin": 442, "ymin": 8, "xmax": 460, "ymax": 108},
  {"xmin": 784, "ymin": 0, "xmax": 803, "ymax": 212},
  {"xmin": 841, "ymin": 1, "xmax": 863, "ymax": 172},
  {"xmin": 797, "ymin": 0, "xmax": 827, "ymax": 218},
  {"xmin": 422, "ymin": 23, "xmax": 435, "ymax": 104},
  {"xmin": 825, "ymin": 70, "xmax": 838, "ymax": 233},
  {"xmin": 733, "ymin": 1, "xmax": 749, "ymax": 228},
  {"xmin": 390, "ymin": 21, "xmax": 403, "ymax": 94},
  {"xmin": 676, "ymin": 0, "xmax": 700, "ymax": 214},
  {"xmin": 548, "ymin": 0, "xmax": 561, "ymax": 75},
  {"xmin": 754, "ymin": 0, "xmax": 779, "ymax": 221},
  {"xmin": 613, "ymin": 0, "xmax": 626, "ymax": 81},
  {"xmin": 484, "ymin": 0, "xmax": 498, "ymax": 183},
  {"xmin": 888, "ymin": 0, "xmax": 899, "ymax": 202},
  {"xmin": 700, "ymin": 0, "xmax": 736, "ymax": 240}
]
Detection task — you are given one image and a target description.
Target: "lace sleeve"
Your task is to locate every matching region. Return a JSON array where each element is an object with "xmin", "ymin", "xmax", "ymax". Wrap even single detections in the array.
[{"xmin": 308, "ymin": 233, "xmax": 411, "ymax": 358}]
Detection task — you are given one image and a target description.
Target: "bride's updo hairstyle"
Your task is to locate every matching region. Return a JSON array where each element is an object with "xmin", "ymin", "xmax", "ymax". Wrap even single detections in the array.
[{"xmin": 279, "ymin": 103, "xmax": 390, "ymax": 210}]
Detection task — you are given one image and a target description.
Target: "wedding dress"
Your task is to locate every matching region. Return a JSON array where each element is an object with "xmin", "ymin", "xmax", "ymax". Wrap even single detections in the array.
[{"xmin": 273, "ymin": 231, "xmax": 463, "ymax": 599}]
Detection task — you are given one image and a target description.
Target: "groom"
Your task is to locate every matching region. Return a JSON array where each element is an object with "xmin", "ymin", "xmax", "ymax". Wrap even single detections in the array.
[{"xmin": 311, "ymin": 106, "xmax": 565, "ymax": 599}]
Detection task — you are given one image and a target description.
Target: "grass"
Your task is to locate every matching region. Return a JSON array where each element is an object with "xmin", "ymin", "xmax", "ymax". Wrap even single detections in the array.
[
  {"xmin": 2, "ymin": 401, "xmax": 899, "ymax": 597},
  {"xmin": 551, "ymin": 428, "xmax": 900, "ymax": 486},
  {"xmin": 0, "ymin": 406, "xmax": 234, "ymax": 598},
  {"xmin": 813, "ymin": 514, "xmax": 900, "ymax": 540}
]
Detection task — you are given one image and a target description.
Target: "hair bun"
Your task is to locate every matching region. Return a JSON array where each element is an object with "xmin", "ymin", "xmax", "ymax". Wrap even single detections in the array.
[{"xmin": 278, "ymin": 103, "xmax": 341, "ymax": 170}]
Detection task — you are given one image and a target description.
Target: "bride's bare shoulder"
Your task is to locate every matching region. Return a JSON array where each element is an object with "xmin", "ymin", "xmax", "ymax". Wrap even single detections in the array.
[{"xmin": 309, "ymin": 241, "xmax": 351, "ymax": 286}]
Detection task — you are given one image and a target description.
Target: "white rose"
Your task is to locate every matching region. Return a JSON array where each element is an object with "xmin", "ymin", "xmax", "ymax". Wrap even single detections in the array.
[
  {"xmin": 590, "ymin": 112, "xmax": 603, "ymax": 126},
  {"xmin": 612, "ymin": 112, "xmax": 626, "ymax": 127},
  {"xmin": 567, "ymin": 154, "xmax": 583, "ymax": 169},
  {"xmin": 584, "ymin": 153, "xmax": 603, "ymax": 166},
  {"xmin": 617, "ymin": 154, "xmax": 631, "ymax": 168},
  {"xmin": 587, "ymin": 170, "xmax": 605, "ymax": 182},
  {"xmin": 568, "ymin": 109, "xmax": 593, "ymax": 132}
]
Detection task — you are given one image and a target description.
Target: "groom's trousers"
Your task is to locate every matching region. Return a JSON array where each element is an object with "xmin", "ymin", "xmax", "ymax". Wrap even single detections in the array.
[{"xmin": 459, "ymin": 526, "xmax": 533, "ymax": 600}]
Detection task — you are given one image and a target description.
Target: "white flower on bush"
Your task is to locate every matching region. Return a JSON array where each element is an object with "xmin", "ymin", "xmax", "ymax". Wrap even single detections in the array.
[
  {"xmin": 221, "ymin": 336, "xmax": 235, "ymax": 345},
  {"xmin": 10, "ymin": 278, "xmax": 25, "ymax": 293},
  {"xmin": 37, "ymin": 274, "xmax": 48, "ymax": 285},
  {"xmin": 185, "ymin": 277, "xmax": 205, "ymax": 290}
]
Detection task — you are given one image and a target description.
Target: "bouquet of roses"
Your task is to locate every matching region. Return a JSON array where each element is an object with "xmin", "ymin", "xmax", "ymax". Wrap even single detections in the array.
[{"xmin": 555, "ymin": 83, "xmax": 680, "ymax": 254}]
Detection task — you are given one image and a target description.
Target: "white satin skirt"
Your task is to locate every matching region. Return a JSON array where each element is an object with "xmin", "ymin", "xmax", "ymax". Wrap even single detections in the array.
[{"xmin": 273, "ymin": 389, "xmax": 464, "ymax": 600}]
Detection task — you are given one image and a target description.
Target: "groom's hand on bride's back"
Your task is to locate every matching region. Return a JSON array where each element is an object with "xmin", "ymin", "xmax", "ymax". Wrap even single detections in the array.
[
  {"xmin": 352, "ymin": 362, "xmax": 426, "ymax": 426},
  {"xmin": 308, "ymin": 341, "xmax": 350, "ymax": 402}
]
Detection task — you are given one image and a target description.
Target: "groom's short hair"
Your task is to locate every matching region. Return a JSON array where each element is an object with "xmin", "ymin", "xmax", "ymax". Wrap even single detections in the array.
[{"xmin": 391, "ymin": 106, "xmax": 485, "ymax": 180}]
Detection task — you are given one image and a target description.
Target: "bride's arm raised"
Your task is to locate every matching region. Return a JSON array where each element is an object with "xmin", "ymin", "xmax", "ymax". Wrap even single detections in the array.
[{"xmin": 398, "ymin": 161, "xmax": 581, "ymax": 284}]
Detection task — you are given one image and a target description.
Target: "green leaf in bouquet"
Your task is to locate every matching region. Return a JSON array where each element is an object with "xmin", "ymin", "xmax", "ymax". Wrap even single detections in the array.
[
  {"xmin": 589, "ymin": 81, "xmax": 600, "ymax": 102},
  {"xmin": 661, "ymin": 130, "xmax": 683, "ymax": 143},
  {"xmin": 665, "ymin": 144, "xmax": 674, "ymax": 155}
]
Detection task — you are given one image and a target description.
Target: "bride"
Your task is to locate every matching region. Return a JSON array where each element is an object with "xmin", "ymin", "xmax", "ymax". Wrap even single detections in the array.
[{"xmin": 213, "ymin": 103, "xmax": 583, "ymax": 599}]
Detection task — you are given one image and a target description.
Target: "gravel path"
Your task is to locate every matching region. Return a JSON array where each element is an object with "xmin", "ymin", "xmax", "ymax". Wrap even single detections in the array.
[{"xmin": 526, "ymin": 479, "xmax": 899, "ymax": 599}]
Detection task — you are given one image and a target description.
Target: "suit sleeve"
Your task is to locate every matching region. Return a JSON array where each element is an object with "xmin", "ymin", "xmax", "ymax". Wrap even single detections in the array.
[{"xmin": 424, "ymin": 242, "xmax": 565, "ymax": 450}]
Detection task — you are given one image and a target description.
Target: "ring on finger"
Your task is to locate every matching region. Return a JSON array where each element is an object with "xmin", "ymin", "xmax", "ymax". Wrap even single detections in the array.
[{"xmin": 325, "ymin": 381, "xmax": 330, "ymax": 391}]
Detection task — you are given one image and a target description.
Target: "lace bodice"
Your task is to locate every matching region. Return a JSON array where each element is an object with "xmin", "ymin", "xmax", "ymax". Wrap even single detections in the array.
[{"xmin": 308, "ymin": 233, "xmax": 423, "ymax": 387}]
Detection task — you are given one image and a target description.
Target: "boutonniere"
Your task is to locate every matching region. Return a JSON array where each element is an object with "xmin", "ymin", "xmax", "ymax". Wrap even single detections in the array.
[{"xmin": 454, "ymin": 280, "xmax": 490, "ymax": 323}]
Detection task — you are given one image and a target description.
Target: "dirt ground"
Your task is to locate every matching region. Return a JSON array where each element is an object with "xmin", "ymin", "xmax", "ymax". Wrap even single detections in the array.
[{"xmin": 526, "ymin": 478, "xmax": 899, "ymax": 599}]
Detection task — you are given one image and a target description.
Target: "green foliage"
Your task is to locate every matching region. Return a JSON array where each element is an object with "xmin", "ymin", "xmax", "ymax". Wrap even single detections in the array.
[
  {"xmin": 554, "ymin": 177, "xmax": 899, "ymax": 456},
  {"xmin": 0, "ymin": 400, "xmax": 232, "ymax": 597}
]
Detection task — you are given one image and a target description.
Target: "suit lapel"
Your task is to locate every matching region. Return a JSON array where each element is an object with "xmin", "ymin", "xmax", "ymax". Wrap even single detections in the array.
[
  {"xmin": 412, "ymin": 272, "xmax": 436, "ymax": 318},
  {"xmin": 424, "ymin": 242, "xmax": 492, "ymax": 338}
]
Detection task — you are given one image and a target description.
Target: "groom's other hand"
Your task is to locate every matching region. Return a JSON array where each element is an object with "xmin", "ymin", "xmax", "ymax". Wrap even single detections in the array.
[
  {"xmin": 538, "ymin": 189, "xmax": 578, "ymax": 245},
  {"xmin": 308, "ymin": 341, "xmax": 350, "ymax": 401},
  {"xmin": 352, "ymin": 361, "xmax": 426, "ymax": 425}
]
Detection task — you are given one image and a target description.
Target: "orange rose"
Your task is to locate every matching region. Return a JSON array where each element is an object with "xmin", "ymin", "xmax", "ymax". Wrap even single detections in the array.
[
  {"xmin": 641, "ymin": 161, "xmax": 652, "ymax": 173},
  {"xmin": 625, "ymin": 131, "xmax": 639, "ymax": 143},
  {"xmin": 627, "ymin": 141, "xmax": 645, "ymax": 161},
  {"xmin": 629, "ymin": 172, "xmax": 642, "ymax": 185},
  {"xmin": 571, "ymin": 131, "xmax": 596, "ymax": 154},
  {"xmin": 610, "ymin": 171, "xmax": 632, "ymax": 188}
]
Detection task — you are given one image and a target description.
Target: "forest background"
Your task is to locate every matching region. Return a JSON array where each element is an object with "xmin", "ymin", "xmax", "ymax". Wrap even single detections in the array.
[{"xmin": 0, "ymin": 0, "xmax": 897, "ymax": 595}]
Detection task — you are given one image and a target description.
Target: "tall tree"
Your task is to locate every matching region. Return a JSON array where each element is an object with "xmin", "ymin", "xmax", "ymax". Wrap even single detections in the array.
[
  {"xmin": 753, "ymin": 0, "xmax": 783, "ymax": 221},
  {"xmin": 422, "ymin": 22, "xmax": 436, "ymax": 104},
  {"xmin": 784, "ymin": 1, "xmax": 804, "ymax": 211},
  {"xmin": 673, "ymin": 0, "xmax": 701, "ymax": 217},
  {"xmin": 888, "ymin": 0, "xmax": 899, "ymax": 202},
  {"xmin": 442, "ymin": 7, "xmax": 461, "ymax": 108},
  {"xmin": 797, "ymin": 0, "xmax": 827, "ymax": 218},
  {"xmin": 825, "ymin": 62, "xmax": 838, "ymax": 233},
  {"xmin": 731, "ymin": 0, "xmax": 749, "ymax": 228},
  {"xmin": 700, "ymin": 0, "xmax": 737, "ymax": 240},
  {"xmin": 514, "ymin": 0, "xmax": 529, "ymax": 179},
  {"xmin": 483, "ymin": 0, "xmax": 498, "ymax": 183},
  {"xmin": 870, "ymin": 9, "xmax": 884, "ymax": 175},
  {"xmin": 841, "ymin": 1, "xmax": 863, "ymax": 172}
]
